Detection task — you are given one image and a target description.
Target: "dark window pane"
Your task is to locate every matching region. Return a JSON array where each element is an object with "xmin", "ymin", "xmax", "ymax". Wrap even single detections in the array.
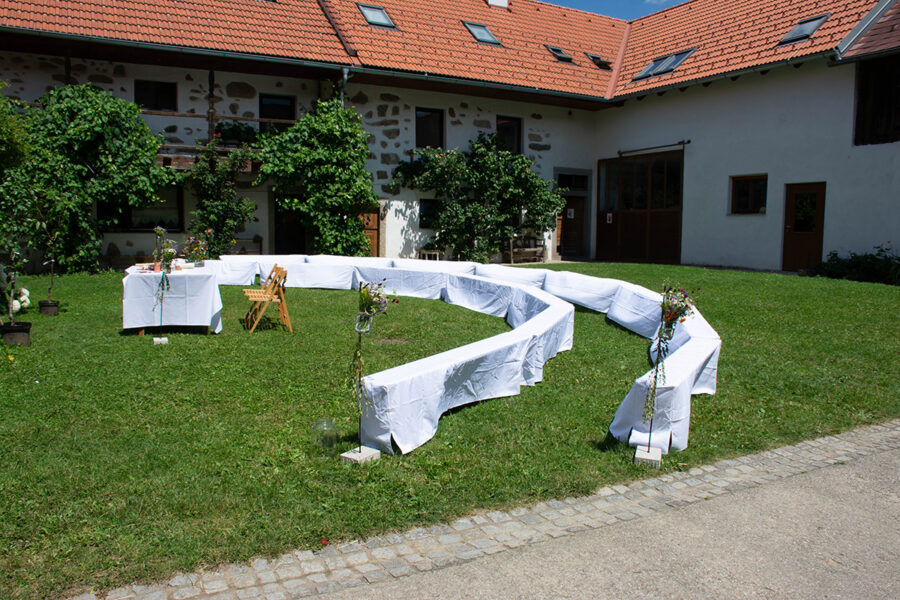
[
  {"xmin": 260, "ymin": 94, "xmax": 295, "ymax": 134},
  {"xmin": 665, "ymin": 155, "xmax": 682, "ymax": 208},
  {"xmin": 650, "ymin": 156, "xmax": 665, "ymax": 209},
  {"xmin": 730, "ymin": 175, "xmax": 767, "ymax": 214},
  {"xmin": 794, "ymin": 193, "xmax": 817, "ymax": 232},
  {"xmin": 416, "ymin": 107, "xmax": 444, "ymax": 148},
  {"xmin": 418, "ymin": 199, "xmax": 438, "ymax": 229},
  {"xmin": 496, "ymin": 115, "xmax": 522, "ymax": 153},
  {"xmin": 752, "ymin": 178, "xmax": 767, "ymax": 213},
  {"xmin": 633, "ymin": 158, "xmax": 648, "ymax": 210},
  {"xmin": 855, "ymin": 54, "xmax": 900, "ymax": 145},
  {"xmin": 134, "ymin": 80, "xmax": 176, "ymax": 111},
  {"xmin": 570, "ymin": 174, "xmax": 588, "ymax": 191},
  {"xmin": 604, "ymin": 161, "xmax": 619, "ymax": 210},
  {"xmin": 131, "ymin": 186, "xmax": 182, "ymax": 231},
  {"xmin": 621, "ymin": 161, "xmax": 635, "ymax": 209}
]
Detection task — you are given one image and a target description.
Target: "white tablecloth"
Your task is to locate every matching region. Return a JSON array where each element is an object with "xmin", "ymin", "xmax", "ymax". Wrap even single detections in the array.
[
  {"xmin": 122, "ymin": 268, "xmax": 223, "ymax": 333},
  {"xmin": 123, "ymin": 255, "xmax": 721, "ymax": 455}
]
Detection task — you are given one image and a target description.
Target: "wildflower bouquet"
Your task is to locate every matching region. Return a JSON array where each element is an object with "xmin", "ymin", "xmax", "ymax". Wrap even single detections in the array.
[
  {"xmin": 350, "ymin": 281, "xmax": 399, "ymax": 432},
  {"xmin": 644, "ymin": 285, "xmax": 696, "ymax": 424},
  {"xmin": 181, "ymin": 236, "xmax": 208, "ymax": 263}
]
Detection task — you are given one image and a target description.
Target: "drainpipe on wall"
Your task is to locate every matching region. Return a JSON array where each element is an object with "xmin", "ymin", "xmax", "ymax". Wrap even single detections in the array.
[{"xmin": 340, "ymin": 67, "xmax": 350, "ymax": 107}]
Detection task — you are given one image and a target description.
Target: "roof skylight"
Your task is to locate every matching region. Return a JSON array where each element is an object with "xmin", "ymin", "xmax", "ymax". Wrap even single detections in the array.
[
  {"xmin": 778, "ymin": 14, "xmax": 829, "ymax": 45},
  {"xmin": 586, "ymin": 53, "xmax": 611, "ymax": 70},
  {"xmin": 546, "ymin": 45, "xmax": 573, "ymax": 62},
  {"xmin": 633, "ymin": 48, "xmax": 695, "ymax": 80},
  {"xmin": 463, "ymin": 21, "xmax": 501, "ymax": 45},
  {"xmin": 358, "ymin": 4, "xmax": 395, "ymax": 28}
]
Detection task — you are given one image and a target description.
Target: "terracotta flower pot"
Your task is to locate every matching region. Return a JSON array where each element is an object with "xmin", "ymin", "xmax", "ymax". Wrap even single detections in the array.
[
  {"xmin": 39, "ymin": 300, "xmax": 59, "ymax": 316},
  {"xmin": 1, "ymin": 321, "xmax": 31, "ymax": 346}
]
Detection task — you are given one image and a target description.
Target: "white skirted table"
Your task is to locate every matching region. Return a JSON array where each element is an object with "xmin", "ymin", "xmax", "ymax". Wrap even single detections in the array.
[{"xmin": 122, "ymin": 267, "xmax": 223, "ymax": 334}]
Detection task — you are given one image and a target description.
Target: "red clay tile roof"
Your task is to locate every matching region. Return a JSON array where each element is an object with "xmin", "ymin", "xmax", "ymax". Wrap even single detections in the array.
[
  {"xmin": 0, "ymin": 0, "xmax": 892, "ymax": 100},
  {"xmin": 325, "ymin": 0, "xmax": 626, "ymax": 98},
  {"xmin": 616, "ymin": 0, "xmax": 882, "ymax": 97},
  {"xmin": 842, "ymin": 0, "xmax": 900, "ymax": 58},
  {"xmin": 0, "ymin": 0, "xmax": 351, "ymax": 65}
]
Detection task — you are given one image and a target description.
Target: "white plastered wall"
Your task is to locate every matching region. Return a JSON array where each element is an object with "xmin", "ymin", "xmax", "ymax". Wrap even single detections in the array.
[{"xmin": 592, "ymin": 58, "xmax": 900, "ymax": 271}]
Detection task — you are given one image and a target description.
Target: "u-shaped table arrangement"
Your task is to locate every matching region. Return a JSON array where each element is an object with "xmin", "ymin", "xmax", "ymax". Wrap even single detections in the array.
[{"xmin": 124, "ymin": 255, "xmax": 721, "ymax": 455}]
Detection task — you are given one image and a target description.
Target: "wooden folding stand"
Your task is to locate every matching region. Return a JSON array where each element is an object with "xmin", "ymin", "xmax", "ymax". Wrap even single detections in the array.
[{"xmin": 242, "ymin": 265, "xmax": 293, "ymax": 333}]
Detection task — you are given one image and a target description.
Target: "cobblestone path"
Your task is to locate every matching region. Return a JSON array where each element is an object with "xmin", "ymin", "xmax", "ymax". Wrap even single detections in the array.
[{"xmin": 71, "ymin": 419, "xmax": 900, "ymax": 600}]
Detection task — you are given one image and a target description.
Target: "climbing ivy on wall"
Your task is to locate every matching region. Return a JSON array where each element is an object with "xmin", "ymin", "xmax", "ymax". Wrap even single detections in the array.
[
  {"xmin": 393, "ymin": 133, "xmax": 565, "ymax": 263},
  {"xmin": 185, "ymin": 137, "xmax": 257, "ymax": 259},
  {"xmin": 255, "ymin": 98, "xmax": 378, "ymax": 256}
]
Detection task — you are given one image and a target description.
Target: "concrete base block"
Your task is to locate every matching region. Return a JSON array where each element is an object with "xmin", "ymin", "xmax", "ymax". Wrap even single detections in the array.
[
  {"xmin": 341, "ymin": 446, "xmax": 381, "ymax": 464},
  {"xmin": 634, "ymin": 445, "xmax": 662, "ymax": 468}
]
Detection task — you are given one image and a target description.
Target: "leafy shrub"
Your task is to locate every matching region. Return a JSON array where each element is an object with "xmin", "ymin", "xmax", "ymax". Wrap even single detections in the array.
[
  {"xmin": 255, "ymin": 98, "xmax": 378, "ymax": 256},
  {"xmin": 807, "ymin": 244, "xmax": 899, "ymax": 286},
  {"xmin": 214, "ymin": 120, "xmax": 257, "ymax": 145},
  {"xmin": 185, "ymin": 137, "xmax": 257, "ymax": 259},
  {"xmin": 0, "ymin": 84, "xmax": 172, "ymax": 271},
  {"xmin": 393, "ymin": 133, "xmax": 565, "ymax": 262}
]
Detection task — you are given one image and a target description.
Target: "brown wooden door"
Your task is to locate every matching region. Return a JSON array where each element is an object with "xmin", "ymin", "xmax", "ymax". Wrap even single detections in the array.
[
  {"xmin": 361, "ymin": 209, "xmax": 380, "ymax": 257},
  {"xmin": 559, "ymin": 196, "xmax": 586, "ymax": 257},
  {"xmin": 783, "ymin": 182, "xmax": 825, "ymax": 271},
  {"xmin": 596, "ymin": 151, "xmax": 682, "ymax": 264}
]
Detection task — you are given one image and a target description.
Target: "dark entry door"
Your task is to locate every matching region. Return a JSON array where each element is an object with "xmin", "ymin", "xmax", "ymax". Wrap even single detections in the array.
[
  {"xmin": 596, "ymin": 150, "xmax": 683, "ymax": 264},
  {"xmin": 559, "ymin": 196, "xmax": 586, "ymax": 256},
  {"xmin": 273, "ymin": 201, "xmax": 307, "ymax": 254},
  {"xmin": 783, "ymin": 182, "xmax": 826, "ymax": 271}
]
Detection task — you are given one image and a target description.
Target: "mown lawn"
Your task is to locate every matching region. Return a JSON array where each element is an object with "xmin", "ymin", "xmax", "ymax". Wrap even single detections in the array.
[{"xmin": 1, "ymin": 264, "xmax": 898, "ymax": 599}]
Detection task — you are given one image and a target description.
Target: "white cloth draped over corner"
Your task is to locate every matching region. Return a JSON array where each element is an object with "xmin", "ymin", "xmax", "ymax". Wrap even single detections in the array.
[
  {"xmin": 122, "ymin": 267, "xmax": 223, "ymax": 333},
  {"xmin": 130, "ymin": 255, "xmax": 721, "ymax": 455}
]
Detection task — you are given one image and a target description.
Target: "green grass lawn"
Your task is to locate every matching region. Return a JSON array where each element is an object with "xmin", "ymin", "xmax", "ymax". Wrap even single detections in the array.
[{"xmin": 2, "ymin": 264, "xmax": 898, "ymax": 599}]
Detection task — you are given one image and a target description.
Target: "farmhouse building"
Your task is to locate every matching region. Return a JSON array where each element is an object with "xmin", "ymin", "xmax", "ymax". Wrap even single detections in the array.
[{"xmin": 1, "ymin": 0, "xmax": 898, "ymax": 271}]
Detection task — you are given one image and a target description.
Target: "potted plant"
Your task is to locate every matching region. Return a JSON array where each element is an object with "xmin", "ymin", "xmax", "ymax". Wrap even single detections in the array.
[
  {"xmin": 38, "ymin": 232, "xmax": 60, "ymax": 316},
  {"xmin": 1, "ymin": 253, "xmax": 32, "ymax": 346}
]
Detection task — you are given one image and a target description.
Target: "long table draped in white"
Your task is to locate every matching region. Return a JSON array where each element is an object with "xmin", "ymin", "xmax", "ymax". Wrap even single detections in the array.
[
  {"xmin": 122, "ymin": 268, "xmax": 223, "ymax": 333},
  {"xmin": 133, "ymin": 255, "xmax": 720, "ymax": 455}
]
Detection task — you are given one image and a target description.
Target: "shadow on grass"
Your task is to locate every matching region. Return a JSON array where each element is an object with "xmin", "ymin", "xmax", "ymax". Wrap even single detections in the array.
[
  {"xmin": 239, "ymin": 315, "xmax": 291, "ymax": 332},
  {"xmin": 593, "ymin": 430, "xmax": 621, "ymax": 452},
  {"xmin": 119, "ymin": 325, "xmax": 213, "ymax": 336}
]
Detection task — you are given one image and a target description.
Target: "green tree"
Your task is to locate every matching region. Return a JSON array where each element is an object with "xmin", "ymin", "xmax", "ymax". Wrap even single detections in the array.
[
  {"xmin": 255, "ymin": 98, "xmax": 378, "ymax": 256},
  {"xmin": 393, "ymin": 133, "xmax": 565, "ymax": 262},
  {"xmin": 185, "ymin": 137, "xmax": 257, "ymax": 259},
  {"xmin": 0, "ymin": 84, "xmax": 171, "ymax": 271},
  {"xmin": 0, "ymin": 82, "xmax": 29, "ymax": 178}
]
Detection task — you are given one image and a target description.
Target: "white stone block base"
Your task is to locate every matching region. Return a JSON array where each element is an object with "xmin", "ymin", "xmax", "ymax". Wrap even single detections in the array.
[
  {"xmin": 341, "ymin": 446, "xmax": 381, "ymax": 464},
  {"xmin": 634, "ymin": 445, "xmax": 662, "ymax": 468}
]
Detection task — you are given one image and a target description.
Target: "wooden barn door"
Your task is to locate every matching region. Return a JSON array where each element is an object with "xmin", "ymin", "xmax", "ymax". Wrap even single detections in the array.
[{"xmin": 596, "ymin": 150, "xmax": 683, "ymax": 264}]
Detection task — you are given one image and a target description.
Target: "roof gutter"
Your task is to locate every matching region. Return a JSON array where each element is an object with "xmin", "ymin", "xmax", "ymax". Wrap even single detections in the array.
[
  {"xmin": 2, "ymin": 26, "xmax": 611, "ymax": 107},
  {"xmin": 0, "ymin": 26, "xmax": 352, "ymax": 74},
  {"xmin": 612, "ymin": 50, "xmax": 840, "ymax": 102}
]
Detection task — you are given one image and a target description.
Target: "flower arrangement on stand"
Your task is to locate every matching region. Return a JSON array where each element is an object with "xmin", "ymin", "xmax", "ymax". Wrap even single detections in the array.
[
  {"xmin": 152, "ymin": 226, "xmax": 177, "ymax": 325},
  {"xmin": 636, "ymin": 284, "xmax": 695, "ymax": 467},
  {"xmin": 342, "ymin": 281, "xmax": 398, "ymax": 462}
]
